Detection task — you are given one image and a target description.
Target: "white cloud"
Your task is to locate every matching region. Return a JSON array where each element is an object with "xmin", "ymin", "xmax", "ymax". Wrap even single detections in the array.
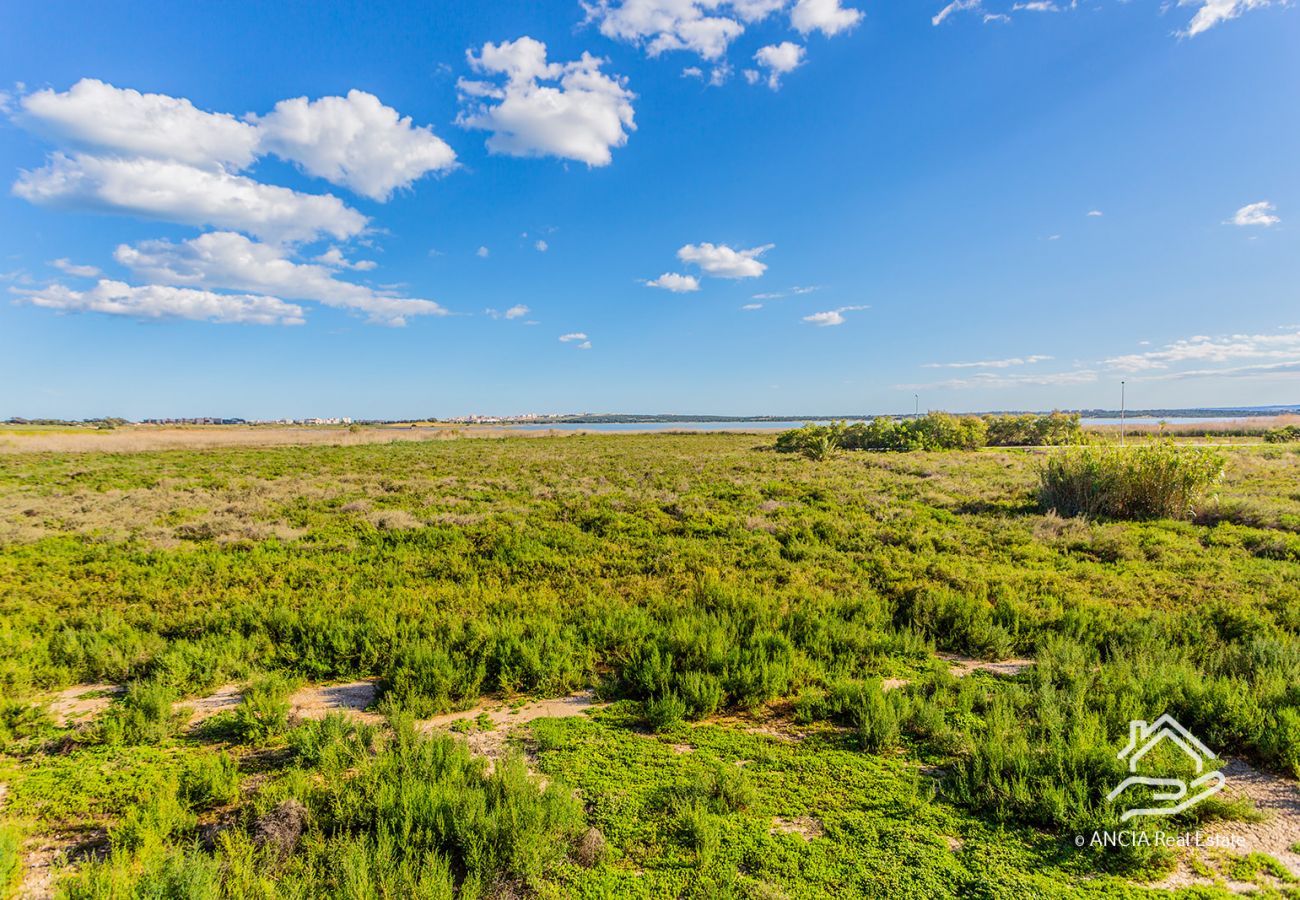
[
  {"xmin": 1104, "ymin": 329, "xmax": 1300, "ymax": 372},
  {"xmin": 932, "ymin": 0, "xmax": 982, "ymax": 25},
  {"xmin": 646, "ymin": 272, "xmax": 701, "ymax": 292},
  {"xmin": 923, "ymin": 355, "xmax": 1053, "ymax": 369},
  {"xmin": 1012, "ymin": 1, "xmax": 1058, "ymax": 10},
  {"xmin": 752, "ymin": 42, "xmax": 805, "ymax": 89},
  {"xmin": 1179, "ymin": 0, "xmax": 1271, "ymax": 37},
  {"xmin": 253, "ymin": 90, "xmax": 456, "ymax": 201},
  {"xmin": 559, "ymin": 332, "xmax": 589, "ymax": 346},
  {"xmin": 115, "ymin": 231, "xmax": 447, "ymax": 326},
  {"xmin": 486, "ymin": 304, "xmax": 531, "ymax": 320},
  {"xmin": 578, "ymin": 340, "xmax": 593, "ymax": 349},
  {"xmin": 12, "ymin": 279, "xmax": 305, "ymax": 325},
  {"xmin": 49, "ymin": 258, "xmax": 101, "ymax": 278},
  {"xmin": 752, "ymin": 285, "xmax": 818, "ymax": 300},
  {"xmin": 14, "ymin": 153, "xmax": 366, "ymax": 244},
  {"xmin": 477, "ymin": 245, "xmax": 490, "ymax": 258},
  {"xmin": 535, "ymin": 239, "xmax": 549, "ymax": 252},
  {"xmin": 803, "ymin": 304, "xmax": 868, "ymax": 326},
  {"xmin": 1087, "ymin": 209, "xmax": 1104, "ymax": 217},
  {"xmin": 898, "ymin": 369, "xmax": 1099, "ymax": 390},
  {"xmin": 791, "ymin": 0, "xmax": 863, "ymax": 35},
  {"xmin": 1228, "ymin": 200, "xmax": 1280, "ymax": 227},
  {"xmin": 583, "ymin": 0, "xmax": 746, "ymax": 60},
  {"xmin": 741, "ymin": 303, "xmax": 763, "ymax": 310},
  {"xmin": 677, "ymin": 241, "xmax": 773, "ymax": 278},
  {"xmin": 457, "ymin": 37, "xmax": 636, "ymax": 167},
  {"xmin": 19, "ymin": 78, "xmax": 260, "ymax": 169},
  {"xmin": 314, "ymin": 247, "xmax": 377, "ymax": 271}
]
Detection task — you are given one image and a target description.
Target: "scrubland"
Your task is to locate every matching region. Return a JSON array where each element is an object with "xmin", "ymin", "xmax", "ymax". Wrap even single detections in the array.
[{"xmin": 2, "ymin": 432, "xmax": 1299, "ymax": 898}]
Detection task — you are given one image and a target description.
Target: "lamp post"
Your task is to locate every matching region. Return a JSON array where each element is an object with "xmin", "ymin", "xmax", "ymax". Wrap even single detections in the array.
[
  {"xmin": 914, "ymin": 394, "xmax": 919, "ymax": 417},
  {"xmin": 1120, "ymin": 381, "xmax": 1126, "ymax": 447}
]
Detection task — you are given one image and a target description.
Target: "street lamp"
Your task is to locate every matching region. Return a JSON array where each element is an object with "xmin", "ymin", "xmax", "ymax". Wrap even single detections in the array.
[{"xmin": 1120, "ymin": 381, "xmax": 1126, "ymax": 447}]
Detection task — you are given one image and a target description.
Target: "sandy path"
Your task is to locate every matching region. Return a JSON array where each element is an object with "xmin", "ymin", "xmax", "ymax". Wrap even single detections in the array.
[
  {"xmin": 1150, "ymin": 758, "xmax": 1300, "ymax": 893},
  {"xmin": 420, "ymin": 691, "xmax": 606, "ymax": 762}
]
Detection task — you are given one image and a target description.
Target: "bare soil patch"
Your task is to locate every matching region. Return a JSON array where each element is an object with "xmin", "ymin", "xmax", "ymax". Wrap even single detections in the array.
[
  {"xmin": 44, "ymin": 685, "xmax": 121, "ymax": 727},
  {"xmin": 770, "ymin": 816, "xmax": 824, "ymax": 841},
  {"xmin": 422, "ymin": 691, "xmax": 606, "ymax": 762}
]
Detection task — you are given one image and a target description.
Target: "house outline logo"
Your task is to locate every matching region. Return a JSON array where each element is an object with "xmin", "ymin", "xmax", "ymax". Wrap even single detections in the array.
[{"xmin": 1105, "ymin": 714, "xmax": 1226, "ymax": 822}]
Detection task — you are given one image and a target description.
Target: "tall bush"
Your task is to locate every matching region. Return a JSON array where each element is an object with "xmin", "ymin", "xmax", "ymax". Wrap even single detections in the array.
[{"xmin": 1038, "ymin": 441, "xmax": 1224, "ymax": 520}]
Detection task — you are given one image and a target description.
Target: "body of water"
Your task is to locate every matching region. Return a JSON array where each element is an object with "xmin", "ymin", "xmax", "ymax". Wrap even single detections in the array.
[{"xmin": 491, "ymin": 414, "xmax": 1280, "ymax": 432}]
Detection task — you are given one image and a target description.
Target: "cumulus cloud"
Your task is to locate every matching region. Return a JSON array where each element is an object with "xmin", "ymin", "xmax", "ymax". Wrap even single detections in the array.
[
  {"xmin": 477, "ymin": 246, "xmax": 490, "ymax": 258},
  {"xmin": 791, "ymin": 0, "xmax": 863, "ymax": 35},
  {"xmin": 803, "ymin": 304, "xmax": 868, "ymax": 326},
  {"xmin": 677, "ymin": 242, "xmax": 773, "ymax": 278},
  {"xmin": 14, "ymin": 153, "xmax": 366, "ymax": 244},
  {"xmin": 12, "ymin": 279, "xmax": 305, "ymax": 325},
  {"xmin": 115, "ymin": 231, "xmax": 447, "ymax": 326},
  {"xmin": 49, "ymin": 258, "xmax": 101, "ymax": 278},
  {"xmin": 19, "ymin": 78, "xmax": 260, "ymax": 169},
  {"xmin": 313, "ymin": 247, "xmax": 376, "ymax": 271},
  {"xmin": 253, "ymin": 90, "xmax": 456, "ymax": 201},
  {"xmin": 923, "ymin": 355, "xmax": 1053, "ymax": 369},
  {"xmin": 485, "ymin": 304, "xmax": 531, "ymax": 320},
  {"xmin": 584, "ymin": 0, "xmax": 858, "ymax": 76},
  {"xmin": 646, "ymin": 272, "xmax": 701, "ymax": 292},
  {"xmin": 752, "ymin": 42, "xmax": 805, "ymax": 88},
  {"xmin": 1087, "ymin": 209, "xmax": 1104, "ymax": 217},
  {"xmin": 535, "ymin": 239, "xmax": 549, "ymax": 252},
  {"xmin": 559, "ymin": 332, "xmax": 589, "ymax": 341},
  {"xmin": 1228, "ymin": 200, "xmax": 1280, "ymax": 227},
  {"xmin": 457, "ymin": 37, "xmax": 636, "ymax": 167},
  {"xmin": 583, "ymin": 0, "xmax": 746, "ymax": 60},
  {"xmin": 741, "ymin": 302, "xmax": 763, "ymax": 310}
]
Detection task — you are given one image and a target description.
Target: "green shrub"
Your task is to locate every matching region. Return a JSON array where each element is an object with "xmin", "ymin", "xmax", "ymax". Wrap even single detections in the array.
[
  {"xmin": 178, "ymin": 752, "xmax": 240, "ymax": 809},
  {"xmin": 99, "ymin": 680, "xmax": 182, "ymax": 745},
  {"xmin": 1038, "ymin": 441, "xmax": 1224, "ymax": 520},
  {"xmin": 852, "ymin": 682, "xmax": 900, "ymax": 752},
  {"xmin": 231, "ymin": 673, "xmax": 295, "ymax": 743},
  {"xmin": 1263, "ymin": 425, "xmax": 1300, "ymax": 443},
  {"xmin": 645, "ymin": 692, "xmax": 688, "ymax": 731},
  {"xmin": 0, "ymin": 822, "xmax": 20, "ymax": 897}
]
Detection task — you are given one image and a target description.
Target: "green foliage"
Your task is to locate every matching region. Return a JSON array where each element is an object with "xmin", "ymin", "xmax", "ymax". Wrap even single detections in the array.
[
  {"xmin": 1263, "ymin": 424, "xmax": 1300, "ymax": 443},
  {"xmin": 178, "ymin": 751, "xmax": 240, "ymax": 809},
  {"xmin": 776, "ymin": 412, "xmax": 1079, "ymax": 457},
  {"xmin": 1039, "ymin": 440, "xmax": 1225, "ymax": 520},
  {"xmin": 98, "ymin": 679, "xmax": 182, "ymax": 745},
  {"xmin": 0, "ymin": 821, "xmax": 21, "ymax": 897},
  {"xmin": 231, "ymin": 673, "xmax": 295, "ymax": 743}
]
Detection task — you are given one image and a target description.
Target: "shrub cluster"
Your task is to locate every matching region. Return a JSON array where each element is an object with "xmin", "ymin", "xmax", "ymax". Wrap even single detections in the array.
[
  {"xmin": 1038, "ymin": 441, "xmax": 1224, "ymax": 520},
  {"xmin": 1263, "ymin": 425, "xmax": 1300, "ymax": 443},
  {"xmin": 775, "ymin": 412, "xmax": 1082, "ymax": 458}
]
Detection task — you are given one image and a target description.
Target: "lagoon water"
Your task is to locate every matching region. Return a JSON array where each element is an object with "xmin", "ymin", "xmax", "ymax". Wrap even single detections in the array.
[{"xmin": 498, "ymin": 415, "xmax": 1267, "ymax": 433}]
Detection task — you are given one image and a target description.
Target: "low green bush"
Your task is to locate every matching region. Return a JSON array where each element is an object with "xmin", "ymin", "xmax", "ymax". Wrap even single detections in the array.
[
  {"xmin": 178, "ymin": 752, "xmax": 240, "ymax": 809},
  {"xmin": 776, "ymin": 412, "xmax": 1080, "ymax": 458},
  {"xmin": 231, "ymin": 673, "xmax": 295, "ymax": 743},
  {"xmin": 1263, "ymin": 425, "xmax": 1300, "ymax": 443},
  {"xmin": 99, "ymin": 680, "xmax": 182, "ymax": 745}
]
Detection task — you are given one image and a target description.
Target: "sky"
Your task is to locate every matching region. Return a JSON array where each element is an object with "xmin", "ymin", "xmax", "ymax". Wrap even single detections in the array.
[{"xmin": 0, "ymin": 0, "xmax": 1297, "ymax": 419}]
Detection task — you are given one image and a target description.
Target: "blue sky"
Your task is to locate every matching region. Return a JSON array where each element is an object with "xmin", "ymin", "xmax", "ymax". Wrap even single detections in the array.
[{"xmin": 0, "ymin": 0, "xmax": 1297, "ymax": 419}]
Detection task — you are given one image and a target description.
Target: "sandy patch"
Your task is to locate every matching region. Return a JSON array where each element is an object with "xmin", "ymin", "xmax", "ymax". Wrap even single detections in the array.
[
  {"xmin": 182, "ymin": 684, "xmax": 243, "ymax": 723},
  {"xmin": 16, "ymin": 829, "xmax": 106, "ymax": 900},
  {"xmin": 770, "ymin": 816, "xmax": 824, "ymax": 841},
  {"xmin": 1150, "ymin": 758, "xmax": 1300, "ymax": 893},
  {"xmin": 938, "ymin": 653, "xmax": 1034, "ymax": 678},
  {"xmin": 44, "ymin": 684, "xmax": 121, "ymax": 727},
  {"xmin": 422, "ymin": 691, "xmax": 606, "ymax": 763},
  {"xmin": 288, "ymin": 680, "xmax": 384, "ymax": 725}
]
